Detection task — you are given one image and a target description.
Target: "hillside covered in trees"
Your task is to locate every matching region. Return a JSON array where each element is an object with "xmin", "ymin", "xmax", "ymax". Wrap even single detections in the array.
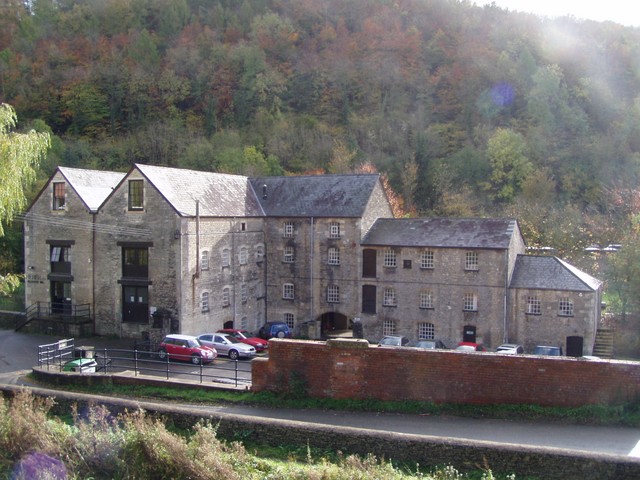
[{"xmin": 2, "ymin": 0, "xmax": 640, "ymax": 267}]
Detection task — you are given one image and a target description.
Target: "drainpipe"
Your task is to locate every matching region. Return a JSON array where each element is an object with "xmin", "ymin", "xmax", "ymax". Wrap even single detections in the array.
[
  {"xmin": 91, "ymin": 213, "xmax": 96, "ymax": 335},
  {"xmin": 232, "ymin": 217, "xmax": 236, "ymax": 326},
  {"xmin": 503, "ymin": 249, "xmax": 509, "ymax": 343},
  {"xmin": 192, "ymin": 201, "xmax": 200, "ymax": 311},
  {"xmin": 310, "ymin": 217, "xmax": 314, "ymax": 331}
]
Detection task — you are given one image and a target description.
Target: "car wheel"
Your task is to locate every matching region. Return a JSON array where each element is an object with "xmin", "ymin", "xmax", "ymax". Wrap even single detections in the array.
[
  {"xmin": 228, "ymin": 349, "xmax": 239, "ymax": 360},
  {"xmin": 276, "ymin": 331, "xmax": 285, "ymax": 338},
  {"xmin": 191, "ymin": 354, "xmax": 202, "ymax": 365},
  {"xmin": 158, "ymin": 348, "xmax": 167, "ymax": 360}
]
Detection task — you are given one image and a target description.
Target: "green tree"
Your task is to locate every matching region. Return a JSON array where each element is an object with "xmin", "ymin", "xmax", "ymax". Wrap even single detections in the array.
[
  {"xmin": 605, "ymin": 232, "xmax": 640, "ymax": 319},
  {"xmin": 485, "ymin": 128, "xmax": 532, "ymax": 203},
  {"xmin": 0, "ymin": 104, "xmax": 50, "ymax": 293}
]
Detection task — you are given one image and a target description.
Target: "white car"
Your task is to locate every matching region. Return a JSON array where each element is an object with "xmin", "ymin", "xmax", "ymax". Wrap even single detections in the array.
[
  {"xmin": 495, "ymin": 343, "xmax": 524, "ymax": 354},
  {"xmin": 197, "ymin": 333, "xmax": 257, "ymax": 360}
]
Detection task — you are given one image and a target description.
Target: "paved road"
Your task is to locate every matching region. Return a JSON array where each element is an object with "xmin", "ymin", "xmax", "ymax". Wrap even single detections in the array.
[{"xmin": 1, "ymin": 329, "xmax": 639, "ymax": 458}]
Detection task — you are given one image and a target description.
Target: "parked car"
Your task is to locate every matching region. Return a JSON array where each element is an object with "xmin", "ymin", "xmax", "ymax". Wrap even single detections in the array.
[
  {"xmin": 217, "ymin": 329, "xmax": 269, "ymax": 352},
  {"xmin": 378, "ymin": 335, "xmax": 409, "ymax": 347},
  {"xmin": 533, "ymin": 345, "xmax": 563, "ymax": 356},
  {"xmin": 197, "ymin": 333, "xmax": 257, "ymax": 360},
  {"xmin": 455, "ymin": 341, "xmax": 487, "ymax": 352},
  {"xmin": 495, "ymin": 343, "xmax": 524, "ymax": 354},
  {"xmin": 157, "ymin": 334, "xmax": 217, "ymax": 365},
  {"xmin": 414, "ymin": 340, "xmax": 448, "ymax": 350},
  {"xmin": 257, "ymin": 322, "xmax": 292, "ymax": 340}
]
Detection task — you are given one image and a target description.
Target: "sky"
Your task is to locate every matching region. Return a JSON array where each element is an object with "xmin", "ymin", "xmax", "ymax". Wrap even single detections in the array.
[{"xmin": 475, "ymin": 1, "xmax": 639, "ymax": 27}]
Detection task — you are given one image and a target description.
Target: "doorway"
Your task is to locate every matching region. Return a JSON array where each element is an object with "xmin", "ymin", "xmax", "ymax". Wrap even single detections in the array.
[
  {"xmin": 462, "ymin": 325, "xmax": 477, "ymax": 343},
  {"xmin": 566, "ymin": 336, "xmax": 583, "ymax": 357},
  {"xmin": 50, "ymin": 281, "xmax": 71, "ymax": 315}
]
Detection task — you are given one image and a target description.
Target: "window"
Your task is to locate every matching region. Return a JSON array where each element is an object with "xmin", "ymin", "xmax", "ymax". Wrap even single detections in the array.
[
  {"xmin": 383, "ymin": 248, "xmax": 397, "ymax": 268},
  {"xmin": 362, "ymin": 285, "xmax": 377, "ymax": 314},
  {"xmin": 421, "ymin": 250, "xmax": 434, "ymax": 269},
  {"xmin": 283, "ymin": 283, "xmax": 294, "ymax": 300},
  {"xmin": 403, "ymin": 259, "xmax": 412, "ymax": 269},
  {"xmin": 465, "ymin": 251, "xmax": 478, "ymax": 271},
  {"xmin": 222, "ymin": 248, "xmax": 230, "ymax": 267},
  {"xmin": 122, "ymin": 247, "xmax": 148, "ymax": 278},
  {"xmin": 283, "ymin": 246, "xmax": 294, "ymax": 263},
  {"xmin": 329, "ymin": 222, "xmax": 340, "ymax": 238},
  {"xmin": 327, "ymin": 284, "xmax": 340, "ymax": 303},
  {"xmin": 284, "ymin": 312, "xmax": 295, "ymax": 329},
  {"xmin": 328, "ymin": 247, "xmax": 340, "ymax": 265},
  {"xmin": 463, "ymin": 293, "xmax": 477, "ymax": 311},
  {"xmin": 382, "ymin": 319, "xmax": 396, "ymax": 336},
  {"xmin": 256, "ymin": 244, "xmax": 264, "ymax": 262},
  {"xmin": 559, "ymin": 297, "xmax": 574, "ymax": 316},
  {"xmin": 527, "ymin": 296, "xmax": 541, "ymax": 315},
  {"xmin": 128, "ymin": 179, "xmax": 144, "ymax": 210},
  {"xmin": 222, "ymin": 287, "xmax": 230, "ymax": 307},
  {"xmin": 419, "ymin": 291, "xmax": 433, "ymax": 309},
  {"xmin": 200, "ymin": 250, "xmax": 209, "ymax": 270},
  {"xmin": 240, "ymin": 283, "xmax": 247, "ymax": 303},
  {"xmin": 283, "ymin": 221, "xmax": 294, "ymax": 238},
  {"xmin": 418, "ymin": 322, "xmax": 435, "ymax": 340},
  {"xmin": 52, "ymin": 182, "xmax": 66, "ymax": 210},
  {"xmin": 50, "ymin": 245, "xmax": 71, "ymax": 274},
  {"xmin": 362, "ymin": 249, "xmax": 377, "ymax": 277},
  {"xmin": 240, "ymin": 316, "xmax": 248, "ymax": 330},
  {"xmin": 383, "ymin": 287, "xmax": 396, "ymax": 306},
  {"xmin": 239, "ymin": 246, "xmax": 248, "ymax": 265},
  {"xmin": 201, "ymin": 292, "xmax": 209, "ymax": 312}
]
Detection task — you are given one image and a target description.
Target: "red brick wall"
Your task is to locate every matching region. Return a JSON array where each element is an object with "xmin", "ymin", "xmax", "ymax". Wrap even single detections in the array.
[{"xmin": 252, "ymin": 339, "xmax": 640, "ymax": 407}]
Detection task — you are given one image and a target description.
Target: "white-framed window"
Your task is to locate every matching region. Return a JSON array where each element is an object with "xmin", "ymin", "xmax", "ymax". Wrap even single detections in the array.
[
  {"xmin": 329, "ymin": 222, "xmax": 340, "ymax": 238},
  {"xmin": 463, "ymin": 293, "xmax": 477, "ymax": 311},
  {"xmin": 420, "ymin": 250, "xmax": 434, "ymax": 269},
  {"xmin": 418, "ymin": 322, "xmax": 435, "ymax": 340},
  {"xmin": 383, "ymin": 287, "xmax": 397, "ymax": 306},
  {"xmin": 283, "ymin": 246, "xmax": 295, "ymax": 263},
  {"xmin": 201, "ymin": 291, "xmax": 209, "ymax": 312},
  {"xmin": 382, "ymin": 319, "xmax": 396, "ymax": 336},
  {"xmin": 241, "ymin": 283, "xmax": 247, "ymax": 303},
  {"xmin": 327, "ymin": 284, "xmax": 340, "ymax": 303},
  {"xmin": 558, "ymin": 297, "xmax": 574, "ymax": 316},
  {"xmin": 283, "ymin": 221, "xmax": 294, "ymax": 238},
  {"xmin": 465, "ymin": 251, "xmax": 479, "ymax": 271},
  {"xmin": 128, "ymin": 179, "xmax": 144, "ymax": 211},
  {"xmin": 419, "ymin": 290, "xmax": 433, "ymax": 309},
  {"xmin": 284, "ymin": 312, "xmax": 295, "ymax": 329},
  {"xmin": 256, "ymin": 244, "xmax": 264, "ymax": 262},
  {"xmin": 222, "ymin": 287, "xmax": 230, "ymax": 307},
  {"xmin": 527, "ymin": 296, "xmax": 541, "ymax": 315},
  {"xmin": 222, "ymin": 248, "xmax": 231, "ymax": 267},
  {"xmin": 240, "ymin": 316, "xmax": 248, "ymax": 330},
  {"xmin": 383, "ymin": 248, "xmax": 397, "ymax": 268},
  {"xmin": 239, "ymin": 246, "xmax": 248, "ymax": 265},
  {"xmin": 200, "ymin": 250, "xmax": 209, "ymax": 270},
  {"xmin": 328, "ymin": 247, "xmax": 340, "ymax": 265},
  {"xmin": 283, "ymin": 283, "xmax": 294, "ymax": 300},
  {"xmin": 52, "ymin": 182, "xmax": 66, "ymax": 210}
]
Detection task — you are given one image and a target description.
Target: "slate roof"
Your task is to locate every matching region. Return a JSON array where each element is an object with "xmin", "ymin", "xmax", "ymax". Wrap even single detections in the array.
[
  {"xmin": 510, "ymin": 255, "xmax": 602, "ymax": 292},
  {"xmin": 249, "ymin": 174, "xmax": 381, "ymax": 217},
  {"xmin": 361, "ymin": 217, "xmax": 519, "ymax": 249},
  {"xmin": 58, "ymin": 166, "xmax": 125, "ymax": 212},
  {"xmin": 135, "ymin": 164, "xmax": 264, "ymax": 217}
]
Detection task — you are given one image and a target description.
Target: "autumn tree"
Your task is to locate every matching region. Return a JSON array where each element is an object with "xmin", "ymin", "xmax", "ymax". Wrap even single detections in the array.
[{"xmin": 0, "ymin": 104, "xmax": 50, "ymax": 293}]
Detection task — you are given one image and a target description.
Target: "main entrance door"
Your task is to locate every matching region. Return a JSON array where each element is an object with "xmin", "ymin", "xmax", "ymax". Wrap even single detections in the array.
[
  {"xmin": 566, "ymin": 336, "xmax": 584, "ymax": 357},
  {"xmin": 462, "ymin": 325, "xmax": 477, "ymax": 343},
  {"xmin": 122, "ymin": 286, "xmax": 149, "ymax": 323},
  {"xmin": 50, "ymin": 281, "xmax": 71, "ymax": 315}
]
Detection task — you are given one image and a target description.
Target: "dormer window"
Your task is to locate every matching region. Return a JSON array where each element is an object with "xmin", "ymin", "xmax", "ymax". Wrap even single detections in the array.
[
  {"xmin": 52, "ymin": 182, "xmax": 66, "ymax": 210},
  {"xmin": 128, "ymin": 179, "xmax": 144, "ymax": 211}
]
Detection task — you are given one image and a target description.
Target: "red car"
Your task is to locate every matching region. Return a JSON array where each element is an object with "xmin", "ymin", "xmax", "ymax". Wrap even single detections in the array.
[
  {"xmin": 157, "ymin": 334, "xmax": 217, "ymax": 365},
  {"xmin": 217, "ymin": 329, "xmax": 269, "ymax": 352},
  {"xmin": 455, "ymin": 341, "xmax": 487, "ymax": 352}
]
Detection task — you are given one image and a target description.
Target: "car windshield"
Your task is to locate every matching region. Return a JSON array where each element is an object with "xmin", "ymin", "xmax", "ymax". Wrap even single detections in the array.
[
  {"xmin": 187, "ymin": 339, "xmax": 202, "ymax": 348},
  {"xmin": 225, "ymin": 336, "xmax": 241, "ymax": 344},
  {"xmin": 234, "ymin": 331, "xmax": 248, "ymax": 339}
]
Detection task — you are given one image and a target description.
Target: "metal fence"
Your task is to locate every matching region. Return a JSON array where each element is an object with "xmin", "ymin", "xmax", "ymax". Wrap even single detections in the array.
[{"xmin": 37, "ymin": 338, "xmax": 250, "ymax": 387}]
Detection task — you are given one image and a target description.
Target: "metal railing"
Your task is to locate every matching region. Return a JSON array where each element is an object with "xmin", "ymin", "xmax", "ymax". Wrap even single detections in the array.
[
  {"xmin": 37, "ymin": 339, "xmax": 250, "ymax": 387},
  {"xmin": 18, "ymin": 302, "xmax": 92, "ymax": 333}
]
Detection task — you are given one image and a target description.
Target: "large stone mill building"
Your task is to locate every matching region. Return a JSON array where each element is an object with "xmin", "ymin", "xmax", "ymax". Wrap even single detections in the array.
[{"xmin": 22, "ymin": 164, "xmax": 603, "ymax": 355}]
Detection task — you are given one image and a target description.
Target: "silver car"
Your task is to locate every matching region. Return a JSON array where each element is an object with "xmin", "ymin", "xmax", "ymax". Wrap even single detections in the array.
[{"xmin": 197, "ymin": 333, "xmax": 257, "ymax": 360}]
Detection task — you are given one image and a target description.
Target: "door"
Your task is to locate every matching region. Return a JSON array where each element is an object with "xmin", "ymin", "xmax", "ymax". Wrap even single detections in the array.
[
  {"xmin": 566, "ymin": 336, "xmax": 583, "ymax": 357},
  {"xmin": 122, "ymin": 286, "xmax": 149, "ymax": 323},
  {"xmin": 463, "ymin": 325, "xmax": 476, "ymax": 343},
  {"xmin": 50, "ymin": 281, "xmax": 71, "ymax": 315}
]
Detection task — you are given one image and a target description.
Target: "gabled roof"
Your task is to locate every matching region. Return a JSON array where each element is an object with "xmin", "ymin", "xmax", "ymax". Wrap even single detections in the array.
[
  {"xmin": 135, "ymin": 164, "xmax": 264, "ymax": 217},
  {"xmin": 58, "ymin": 166, "xmax": 125, "ymax": 212},
  {"xmin": 510, "ymin": 255, "xmax": 602, "ymax": 292},
  {"xmin": 249, "ymin": 174, "xmax": 381, "ymax": 217},
  {"xmin": 361, "ymin": 217, "xmax": 519, "ymax": 248}
]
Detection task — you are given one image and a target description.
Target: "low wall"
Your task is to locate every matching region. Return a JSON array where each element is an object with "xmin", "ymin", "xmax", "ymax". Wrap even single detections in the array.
[
  {"xmin": 1, "ymin": 384, "xmax": 639, "ymax": 480},
  {"xmin": 251, "ymin": 339, "xmax": 640, "ymax": 407}
]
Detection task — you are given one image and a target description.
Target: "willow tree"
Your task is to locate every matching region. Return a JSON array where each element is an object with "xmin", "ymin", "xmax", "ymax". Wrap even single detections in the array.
[{"xmin": 0, "ymin": 104, "xmax": 50, "ymax": 294}]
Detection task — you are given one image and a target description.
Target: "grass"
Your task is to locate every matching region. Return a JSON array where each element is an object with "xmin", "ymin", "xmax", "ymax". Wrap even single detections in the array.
[
  {"xmin": 28, "ymin": 374, "xmax": 640, "ymax": 427},
  {"xmin": 0, "ymin": 390, "xmax": 516, "ymax": 480}
]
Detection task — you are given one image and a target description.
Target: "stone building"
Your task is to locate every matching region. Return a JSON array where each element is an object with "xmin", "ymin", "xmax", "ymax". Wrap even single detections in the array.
[{"xmin": 23, "ymin": 164, "xmax": 602, "ymax": 354}]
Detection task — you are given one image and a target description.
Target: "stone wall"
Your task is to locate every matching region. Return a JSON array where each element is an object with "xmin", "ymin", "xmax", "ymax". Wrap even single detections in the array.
[{"xmin": 252, "ymin": 339, "xmax": 640, "ymax": 407}]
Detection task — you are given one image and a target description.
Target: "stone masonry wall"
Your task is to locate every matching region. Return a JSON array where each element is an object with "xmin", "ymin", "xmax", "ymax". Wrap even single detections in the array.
[{"xmin": 252, "ymin": 339, "xmax": 640, "ymax": 407}]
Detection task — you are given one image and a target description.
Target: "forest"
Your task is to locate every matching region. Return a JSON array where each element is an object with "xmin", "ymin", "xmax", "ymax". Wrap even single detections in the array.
[{"xmin": 2, "ymin": 0, "xmax": 640, "ymax": 308}]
